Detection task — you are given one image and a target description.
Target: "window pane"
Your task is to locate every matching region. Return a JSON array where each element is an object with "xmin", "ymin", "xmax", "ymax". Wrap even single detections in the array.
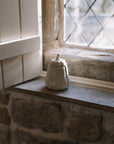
[{"xmin": 64, "ymin": 0, "xmax": 114, "ymax": 49}]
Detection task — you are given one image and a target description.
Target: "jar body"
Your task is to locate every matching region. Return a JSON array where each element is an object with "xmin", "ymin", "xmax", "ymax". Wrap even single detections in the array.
[{"xmin": 45, "ymin": 65, "xmax": 69, "ymax": 90}]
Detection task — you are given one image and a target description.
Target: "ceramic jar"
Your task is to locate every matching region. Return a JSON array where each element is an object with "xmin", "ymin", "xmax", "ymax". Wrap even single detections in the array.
[{"xmin": 45, "ymin": 54, "xmax": 69, "ymax": 90}]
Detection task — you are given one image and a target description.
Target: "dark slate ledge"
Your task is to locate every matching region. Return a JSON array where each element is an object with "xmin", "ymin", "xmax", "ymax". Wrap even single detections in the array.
[{"xmin": 13, "ymin": 77, "xmax": 114, "ymax": 113}]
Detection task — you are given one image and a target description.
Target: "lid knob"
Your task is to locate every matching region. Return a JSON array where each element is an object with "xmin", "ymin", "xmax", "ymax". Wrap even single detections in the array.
[{"xmin": 56, "ymin": 53, "xmax": 61, "ymax": 61}]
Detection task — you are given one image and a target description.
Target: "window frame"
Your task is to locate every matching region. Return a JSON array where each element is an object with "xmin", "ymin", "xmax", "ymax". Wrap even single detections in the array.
[{"xmin": 58, "ymin": 0, "xmax": 114, "ymax": 54}]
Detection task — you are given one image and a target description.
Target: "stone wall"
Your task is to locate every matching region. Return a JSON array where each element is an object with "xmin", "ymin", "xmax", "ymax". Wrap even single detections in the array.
[
  {"xmin": 42, "ymin": 0, "xmax": 59, "ymax": 48},
  {"xmin": 0, "ymin": 89, "xmax": 114, "ymax": 144}
]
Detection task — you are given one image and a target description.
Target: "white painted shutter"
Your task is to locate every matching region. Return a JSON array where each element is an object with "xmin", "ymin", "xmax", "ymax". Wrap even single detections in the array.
[
  {"xmin": 0, "ymin": 0, "xmax": 20, "ymax": 42},
  {"xmin": 20, "ymin": 0, "xmax": 39, "ymax": 37},
  {"xmin": 0, "ymin": 0, "xmax": 42, "ymax": 88}
]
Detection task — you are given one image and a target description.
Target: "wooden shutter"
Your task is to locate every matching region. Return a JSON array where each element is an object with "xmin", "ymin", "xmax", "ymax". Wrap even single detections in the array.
[{"xmin": 0, "ymin": 0, "xmax": 42, "ymax": 88}]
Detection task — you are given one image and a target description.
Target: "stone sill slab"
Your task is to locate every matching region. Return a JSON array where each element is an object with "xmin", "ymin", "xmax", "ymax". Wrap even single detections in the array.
[
  {"xmin": 13, "ymin": 77, "xmax": 114, "ymax": 113},
  {"xmin": 44, "ymin": 47, "xmax": 114, "ymax": 82}
]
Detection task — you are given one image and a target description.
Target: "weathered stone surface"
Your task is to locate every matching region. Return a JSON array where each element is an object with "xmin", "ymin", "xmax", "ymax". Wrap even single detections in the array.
[
  {"xmin": 11, "ymin": 99, "xmax": 64, "ymax": 132},
  {"xmin": 42, "ymin": 0, "xmax": 59, "ymax": 47},
  {"xmin": 11, "ymin": 99, "xmax": 41, "ymax": 129},
  {"xmin": 77, "ymin": 132, "xmax": 113, "ymax": 144},
  {"xmin": 0, "ymin": 128, "xmax": 10, "ymax": 144},
  {"xmin": 1, "ymin": 88, "xmax": 113, "ymax": 144},
  {"xmin": 44, "ymin": 48, "xmax": 114, "ymax": 82},
  {"xmin": 0, "ymin": 107, "xmax": 10, "ymax": 125},
  {"xmin": 0, "ymin": 90, "xmax": 10, "ymax": 105},
  {"xmin": 103, "ymin": 112, "xmax": 114, "ymax": 137},
  {"xmin": 38, "ymin": 103, "xmax": 64, "ymax": 133},
  {"xmin": 66, "ymin": 113, "xmax": 103, "ymax": 141},
  {"xmin": 13, "ymin": 130, "xmax": 76, "ymax": 144},
  {"xmin": 112, "ymin": 134, "xmax": 114, "ymax": 143}
]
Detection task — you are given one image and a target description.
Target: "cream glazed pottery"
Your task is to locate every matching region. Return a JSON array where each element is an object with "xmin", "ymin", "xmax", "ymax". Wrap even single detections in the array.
[{"xmin": 45, "ymin": 54, "xmax": 69, "ymax": 90}]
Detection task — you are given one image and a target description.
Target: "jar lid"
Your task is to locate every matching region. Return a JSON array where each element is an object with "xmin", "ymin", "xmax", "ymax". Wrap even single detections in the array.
[{"xmin": 49, "ymin": 54, "xmax": 67, "ymax": 67}]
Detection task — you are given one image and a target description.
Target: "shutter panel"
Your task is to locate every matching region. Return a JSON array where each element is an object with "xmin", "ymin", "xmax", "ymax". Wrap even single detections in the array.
[
  {"xmin": 2, "ymin": 56, "xmax": 23, "ymax": 88},
  {"xmin": 23, "ymin": 50, "xmax": 40, "ymax": 81},
  {"xmin": 20, "ymin": 0, "xmax": 39, "ymax": 37},
  {"xmin": 0, "ymin": 0, "xmax": 20, "ymax": 42}
]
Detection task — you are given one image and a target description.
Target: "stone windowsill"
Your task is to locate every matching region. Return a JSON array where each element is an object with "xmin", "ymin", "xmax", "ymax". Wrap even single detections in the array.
[
  {"xmin": 44, "ymin": 47, "xmax": 114, "ymax": 82},
  {"xmin": 13, "ymin": 77, "xmax": 114, "ymax": 113}
]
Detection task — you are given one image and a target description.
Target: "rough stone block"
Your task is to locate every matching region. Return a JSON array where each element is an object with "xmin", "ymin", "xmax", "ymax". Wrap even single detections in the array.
[
  {"xmin": 112, "ymin": 134, "xmax": 114, "ymax": 143},
  {"xmin": 42, "ymin": 0, "xmax": 59, "ymax": 47},
  {"xmin": 77, "ymin": 132, "xmax": 113, "ymax": 144},
  {"xmin": 103, "ymin": 112, "xmax": 114, "ymax": 138},
  {"xmin": 66, "ymin": 113, "xmax": 103, "ymax": 142},
  {"xmin": 11, "ymin": 98, "xmax": 64, "ymax": 132},
  {"xmin": 0, "ymin": 127, "xmax": 10, "ymax": 144},
  {"xmin": 11, "ymin": 99, "xmax": 41, "ymax": 129},
  {"xmin": 38, "ymin": 103, "xmax": 64, "ymax": 133},
  {"xmin": 44, "ymin": 48, "xmax": 114, "ymax": 82},
  {"xmin": 0, "ymin": 90, "xmax": 10, "ymax": 105},
  {"xmin": 0, "ymin": 107, "xmax": 10, "ymax": 125},
  {"xmin": 13, "ymin": 130, "xmax": 75, "ymax": 144}
]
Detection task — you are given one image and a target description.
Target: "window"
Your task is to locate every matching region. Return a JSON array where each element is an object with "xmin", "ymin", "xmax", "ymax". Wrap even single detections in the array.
[
  {"xmin": 43, "ymin": 0, "xmax": 114, "ymax": 83},
  {"xmin": 64, "ymin": 0, "xmax": 114, "ymax": 49}
]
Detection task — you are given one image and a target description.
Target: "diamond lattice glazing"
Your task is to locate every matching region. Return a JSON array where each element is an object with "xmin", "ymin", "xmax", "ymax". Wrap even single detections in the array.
[{"xmin": 64, "ymin": 0, "xmax": 114, "ymax": 49}]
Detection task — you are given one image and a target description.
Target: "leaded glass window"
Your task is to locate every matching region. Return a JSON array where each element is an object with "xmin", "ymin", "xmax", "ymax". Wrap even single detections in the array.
[{"xmin": 64, "ymin": 0, "xmax": 114, "ymax": 49}]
